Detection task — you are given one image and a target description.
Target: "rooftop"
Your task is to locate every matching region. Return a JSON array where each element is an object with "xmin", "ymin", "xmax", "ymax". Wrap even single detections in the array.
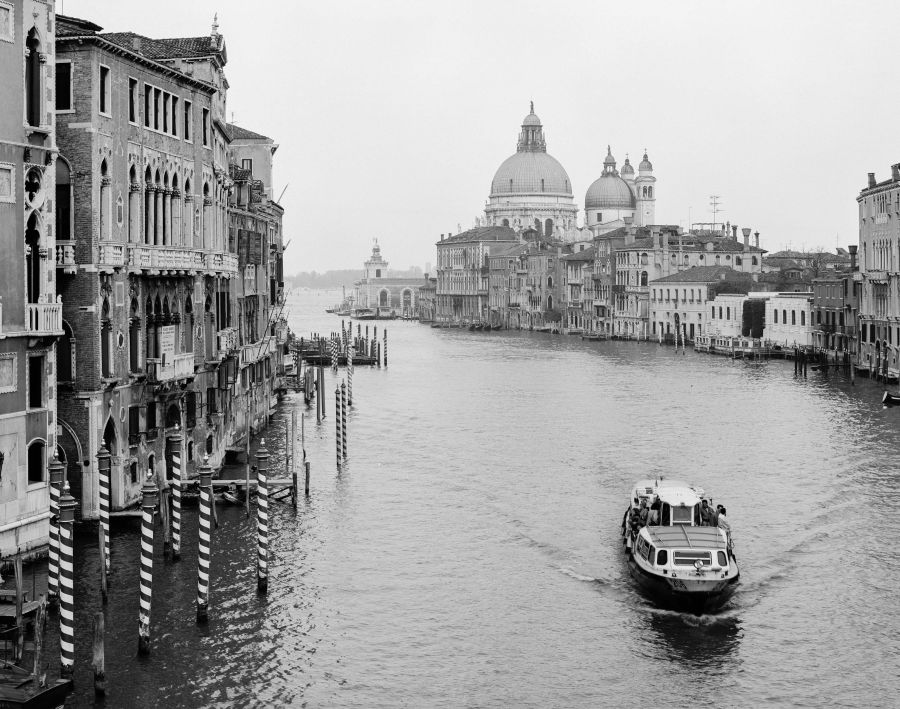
[
  {"xmin": 651, "ymin": 266, "xmax": 754, "ymax": 284},
  {"xmin": 226, "ymin": 123, "xmax": 273, "ymax": 142},
  {"xmin": 437, "ymin": 226, "xmax": 518, "ymax": 245}
]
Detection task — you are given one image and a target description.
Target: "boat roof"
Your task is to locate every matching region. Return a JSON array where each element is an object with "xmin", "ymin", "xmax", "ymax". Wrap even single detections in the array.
[
  {"xmin": 645, "ymin": 526, "xmax": 727, "ymax": 550},
  {"xmin": 631, "ymin": 479, "xmax": 706, "ymax": 506}
]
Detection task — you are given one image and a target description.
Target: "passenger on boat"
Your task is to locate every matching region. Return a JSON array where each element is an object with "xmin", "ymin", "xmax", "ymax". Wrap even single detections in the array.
[
  {"xmin": 717, "ymin": 505, "xmax": 733, "ymax": 554},
  {"xmin": 648, "ymin": 498, "xmax": 660, "ymax": 525},
  {"xmin": 700, "ymin": 499, "xmax": 714, "ymax": 526}
]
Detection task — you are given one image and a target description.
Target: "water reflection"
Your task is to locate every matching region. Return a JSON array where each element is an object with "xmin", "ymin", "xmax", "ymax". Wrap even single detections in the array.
[{"xmin": 642, "ymin": 606, "xmax": 743, "ymax": 670}]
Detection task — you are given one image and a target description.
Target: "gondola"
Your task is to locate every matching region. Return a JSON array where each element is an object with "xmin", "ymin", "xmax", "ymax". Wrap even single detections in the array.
[{"xmin": 882, "ymin": 391, "xmax": 900, "ymax": 407}]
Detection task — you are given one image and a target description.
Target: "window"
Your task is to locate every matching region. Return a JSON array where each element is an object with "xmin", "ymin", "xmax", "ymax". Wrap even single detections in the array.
[
  {"xmin": 128, "ymin": 78, "xmax": 138, "ymax": 123},
  {"xmin": 153, "ymin": 87, "xmax": 161, "ymax": 130},
  {"xmin": 144, "ymin": 84, "xmax": 151, "ymax": 127},
  {"xmin": 146, "ymin": 403, "xmax": 157, "ymax": 438},
  {"xmin": 99, "ymin": 64, "xmax": 110, "ymax": 115},
  {"xmin": 0, "ymin": 3, "xmax": 12, "ymax": 43},
  {"xmin": 0, "ymin": 353, "xmax": 16, "ymax": 393},
  {"xmin": 656, "ymin": 549, "xmax": 668, "ymax": 566},
  {"xmin": 726, "ymin": 307, "xmax": 730, "ymax": 320},
  {"xmin": 241, "ymin": 158, "xmax": 253, "ymax": 173},
  {"xmin": 183, "ymin": 100, "xmax": 192, "ymax": 141},
  {"xmin": 162, "ymin": 93, "xmax": 169, "ymax": 132},
  {"xmin": 55, "ymin": 61, "xmax": 72, "ymax": 111},
  {"xmin": 202, "ymin": 107, "xmax": 210, "ymax": 146},
  {"xmin": 171, "ymin": 96, "xmax": 178, "ymax": 136},
  {"xmin": 28, "ymin": 355, "xmax": 45, "ymax": 408},
  {"xmin": 207, "ymin": 386, "xmax": 217, "ymax": 413},
  {"xmin": 783, "ymin": 309, "xmax": 787, "ymax": 324},
  {"xmin": 128, "ymin": 406, "xmax": 141, "ymax": 445},
  {"xmin": 673, "ymin": 551, "xmax": 711, "ymax": 566},
  {"xmin": 27, "ymin": 441, "xmax": 45, "ymax": 483},
  {"xmin": 717, "ymin": 551, "xmax": 728, "ymax": 566},
  {"xmin": 0, "ymin": 163, "xmax": 13, "ymax": 203},
  {"xmin": 791, "ymin": 310, "xmax": 796, "ymax": 325}
]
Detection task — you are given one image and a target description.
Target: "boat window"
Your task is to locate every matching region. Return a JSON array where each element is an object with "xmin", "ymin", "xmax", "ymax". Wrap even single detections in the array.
[
  {"xmin": 694, "ymin": 503, "xmax": 701, "ymax": 526},
  {"xmin": 661, "ymin": 503, "xmax": 670, "ymax": 525},
  {"xmin": 673, "ymin": 551, "xmax": 711, "ymax": 566},
  {"xmin": 656, "ymin": 549, "xmax": 668, "ymax": 566},
  {"xmin": 717, "ymin": 551, "xmax": 727, "ymax": 566},
  {"xmin": 636, "ymin": 536, "xmax": 647, "ymax": 557},
  {"xmin": 672, "ymin": 505, "xmax": 693, "ymax": 524},
  {"xmin": 646, "ymin": 544, "xmax": 655, "ymax": 562}
]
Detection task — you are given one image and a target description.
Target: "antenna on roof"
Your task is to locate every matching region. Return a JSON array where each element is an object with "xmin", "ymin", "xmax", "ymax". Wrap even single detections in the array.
[
  {"xmin": 276, "ymin": 183, "xmax": 288, "ymax": 204},
  {"xmin": 709, "ymin": 195, "xmax": 723, "ymax": 227}
]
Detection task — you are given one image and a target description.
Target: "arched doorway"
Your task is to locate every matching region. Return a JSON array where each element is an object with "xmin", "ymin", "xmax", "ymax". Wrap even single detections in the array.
[
  {"xmin": 402, "ymin": 289, "xmax": 412, "ymax": 316},
  {"xmin": 27, "ymin": 439, "xmax": 45, "ymax": 483},
  {"xmin": 379, "ymin": 290, "xmax": 389, "ymax": 307}
]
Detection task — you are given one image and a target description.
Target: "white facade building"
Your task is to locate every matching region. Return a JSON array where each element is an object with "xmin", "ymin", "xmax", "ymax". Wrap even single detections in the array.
[
  {"xmin": 585, "ymin": 148, "xmax": 656, "ymax": 235},
  {"xmin": 764, "ymin": 292, "xmax": 814, "ymax": 347}
]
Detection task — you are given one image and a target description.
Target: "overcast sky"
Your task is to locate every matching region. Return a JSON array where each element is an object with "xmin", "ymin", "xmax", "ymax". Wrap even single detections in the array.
[{"xmin": 64, "ymin": 0, "xmax": 896, "ymax": 274}]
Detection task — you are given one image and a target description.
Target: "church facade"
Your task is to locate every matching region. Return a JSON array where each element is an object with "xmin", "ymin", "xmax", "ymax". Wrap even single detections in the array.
[{"xmin": 354, "ymin": 242, "xmax": 420, "ymax": 317}]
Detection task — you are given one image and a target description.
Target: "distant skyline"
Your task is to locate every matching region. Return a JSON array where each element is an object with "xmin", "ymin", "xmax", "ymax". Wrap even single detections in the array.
[{"xmin": 64, "ymin": 1, "xmax": 897, "ymax": 272}]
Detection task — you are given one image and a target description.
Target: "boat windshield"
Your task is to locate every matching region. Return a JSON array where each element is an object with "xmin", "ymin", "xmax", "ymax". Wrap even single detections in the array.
[
  {"xmin": 673, "ymin": 551, "xmax": 711, "ymax": 566},
  {"xmin": 672, "ymin": 505, "xmax": 693, "ymax": 524}
]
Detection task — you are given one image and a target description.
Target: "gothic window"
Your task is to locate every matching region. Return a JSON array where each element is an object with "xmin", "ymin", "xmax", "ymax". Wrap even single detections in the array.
[
  {"xmin": 99, "ymin": 64, "xmax": 110, "ymax": 115},
  {"xmin": 56, "ymin": 158, "xmax": 72, "ymax": 240},
  {"xmin": 101, "ymin": 297, "xmax": 113, "ymax": 378},
  {"xmin": 545, "ymin": 218, "xmax": 553, "ymax": 236},
  {"xmin": 27, "ymin": 440, "xmax": 45, "ymax": 483},
  {"xmin": 25, "ymin": 28, "xmax": 41, "ymax": 126},
  {"xmin": 25, "ymin": 211, "xmax": 41, "ymax": 304},
  {"xmin": 641, "ymin": 271, "xmax": 648, "ymax": 287}
]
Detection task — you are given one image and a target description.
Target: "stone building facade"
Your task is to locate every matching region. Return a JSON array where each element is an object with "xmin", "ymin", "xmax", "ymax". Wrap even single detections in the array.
[
  {"xmin": 354, "ymin": 242, "xmax": 420, "ymax": 317},
  {"xmin": 53, "ymin": 15, "xmax": 284, "ymax": 516},
  {"xmin": 0, "ymin": 0, "xmax": 63, "ymax": 556}
]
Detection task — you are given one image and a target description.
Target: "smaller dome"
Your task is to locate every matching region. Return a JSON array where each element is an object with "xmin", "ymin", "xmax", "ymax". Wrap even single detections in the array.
[
  {"xmin": 621, "ymin": 157, "xmax": 634, "ymax": 177},
  {"xmin": 523, "ymin": 112, "xmax": 541, "ymax": 127},
  {"xmin": 585, "ymin": 173, "xmax": 636, "ymax": 211},
  {"xmin": 639, "ymin": 151, "xmax": 653, "ymax": 172}
]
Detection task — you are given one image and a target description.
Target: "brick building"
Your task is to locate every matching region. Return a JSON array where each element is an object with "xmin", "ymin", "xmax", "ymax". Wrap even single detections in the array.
[
  {"xmin": 0, "ymin": 0, "xmax": 63, "ymax": 556},
  {"xmin": 53, "ymin": 15, "xmax": 283, "ymax": 516}
]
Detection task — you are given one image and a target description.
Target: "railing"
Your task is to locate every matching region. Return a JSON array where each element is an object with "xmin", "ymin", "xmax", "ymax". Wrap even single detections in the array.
[
  {"xmin": 146, "ymin": 352, "xmax": 195, "ymax": 382},
  {"xmin": 206, "ymin": 251, "xmax": 239, "ymax": 274},
  {"xmin": 216, "ymin": 327, "xmax": 239, "ymax": 359},
  {"xmin": 55, "ymin": 241, "xmax": 76, "ymax": 268},
  {"xmin": 241, "ymin": 343, "xmax": 258, "ymax": 366},
  {"xmin": 27, "ymin": 298, "xmax": 64, "ymax": 335},
  {"xmin": 129, "ymin": 245, "xmax": 206, "ymax": 272},
  {"xmin": 99, "ymin": 241, "xmax": 126, "ymax": 267}
]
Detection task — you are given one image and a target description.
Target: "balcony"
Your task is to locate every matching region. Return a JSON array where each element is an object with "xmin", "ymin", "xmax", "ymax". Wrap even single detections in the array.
[
  {"xmin": 55, "ymin": 241, "xmax": 76, "ymax": 273},
  {"xmin": 146, "ymin": 352, "xmax": 195, "ymax": 383},
  {"xmin": 129, "ymin": 245, "xmax": 206, "ymax": 274},
  {"xmin": 98, "ymin": 242, "xmax": 126, "ymax": 271},
  {"xmin": 207, "ymin": 252, "xmax": 239, "ymax": 275},
  {"xmin": 27, "ymin": 298, "xmax": 64, "ymax": 336},
  {"xmin": 216, "ymin": 327, "xmax": 239, "ymax": 360}
]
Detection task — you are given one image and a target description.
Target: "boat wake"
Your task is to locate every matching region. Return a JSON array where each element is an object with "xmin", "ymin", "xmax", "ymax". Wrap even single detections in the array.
[{"xmin": 640, "ymin": 604, "xmax": 742, "ymax": 626}]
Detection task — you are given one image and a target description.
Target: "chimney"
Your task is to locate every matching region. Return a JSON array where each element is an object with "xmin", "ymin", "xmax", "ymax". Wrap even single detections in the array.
[
  {"xmin": 849, "ymin": 244, "xmax": 858, "ymax": 271},
  {"xmin": 624, "ymin": 215, "xmax": 634, "ymax": 225},
  {"xmin": 868, "ymin": 172, "xmax": 876, "ymax": 189},
  {"xmin": 754, "ymin": 231, "xmax": 760, "ymax": 248},
  {"xmin": 893, "ymin": 165, "xmax": 900, "ymax": 181},
  {"xmin": 742, "ymin": 227, "xmax": 751, "ymax": 251},
  {"xmin": 731, "ymin": 225, "xmax": 738, "ymax": 240},
  {"xmin": 132, "ymin": 36, "xmax": 143, "ymax": 53}
]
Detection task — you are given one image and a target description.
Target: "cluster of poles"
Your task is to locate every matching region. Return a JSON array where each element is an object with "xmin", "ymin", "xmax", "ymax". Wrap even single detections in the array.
[
  {"xmin": 34, "ymin": 323, "xmax": 389, "ymax": 693},
  {"xmin": 297, "ymin": 323, "xmax": 388, "ymax": 369}
]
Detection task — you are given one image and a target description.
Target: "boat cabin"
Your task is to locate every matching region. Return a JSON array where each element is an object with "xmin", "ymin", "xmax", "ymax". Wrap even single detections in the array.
[{"xmin": 630, "ymin": 479, "xmax": 712, "ymax": 527}]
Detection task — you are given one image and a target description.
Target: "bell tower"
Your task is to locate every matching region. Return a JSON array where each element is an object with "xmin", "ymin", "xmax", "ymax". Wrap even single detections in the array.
[
  {"xmin": 634, "ymin": 150, "xmax": 656, "ymax": 226},
  {"xmin": 364, "ymin": 239, "xmax": 388, "ymax": 279}
]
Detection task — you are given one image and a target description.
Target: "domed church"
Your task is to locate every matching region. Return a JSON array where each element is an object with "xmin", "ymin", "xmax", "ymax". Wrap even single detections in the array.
[
  {"xmin": 584, "ymin": 147, "xmax": 656, "ymax": 235},
  {"xmin": 484, "ymin": 104, "xmax": 579, "ymax": 240}
]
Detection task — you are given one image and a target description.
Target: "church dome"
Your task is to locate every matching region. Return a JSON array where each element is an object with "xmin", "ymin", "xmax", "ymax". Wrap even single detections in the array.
[
  {"xmin": 490, "ymin": 104, "xmax": 573, "ymax": 196},
  {"xmin": 621, "ymin": 157, "xmax": 634, "ymax": 177},
  {"xmin": 639, "ymin": 152, "xmax": 653, "ymax": 172},
  {"xmin": 491, "ymin": 151, "xmax": 572, "ymax": 196},
  {"xmin": 585, "ymin": 173, "xmax": 636, "ymax": 210}
]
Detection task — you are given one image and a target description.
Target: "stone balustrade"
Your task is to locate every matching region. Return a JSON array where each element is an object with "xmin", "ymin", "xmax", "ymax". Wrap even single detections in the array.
[
  {"xmin": 27, "ymin": 298, "xmax": 64, "ymax": 336},
  {"xmin": 146, "ymin": 352, "xmax": 195, "ymax": 383},
  {"xmin": 216, "ymin": 327, "xmax": 239, "ymax": 359}
]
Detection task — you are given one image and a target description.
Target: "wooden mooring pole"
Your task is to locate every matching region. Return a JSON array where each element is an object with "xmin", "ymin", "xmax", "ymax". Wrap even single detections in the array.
[
  {"xmin": 341, "ymin": 381, "xmax": 348, "ymax": 462},
  {"xmin": 137, "ymin": 478, "xmax": 158, "ymax": 655},
  {"xmin": 256, "ymin": 441, "xmax": 270, "ymax": 593},
  {"xmin": 170, "ymin": 425, "xmax": 183, "ymax": 560},
  {"xmin": 48, "ymin": 455, "xmax": 63, "ymax": 610},
  {"xmin": 305, "ymin": 461, "xmax": 310, "ymax": 497},
  {"xmin": 58, "ymin": 484, "xmax": 77, "ymax": 675},
  {"xmin": 97, "ymin": 445, "xmax": 112, "ymax": 580},
  {"xmin": 32, "ymin": 595, "xmax": 46, "ymax": 686},
  {"xmin": 335, "ymin": 386, "xmax": 342, "ymax": 470},
  {"xmin": 92, "ymin": 612, "xmax": 106, "ymax": 695},
  {"xmin": 197, "ymin": 458, "xmax": 213, "ymax": 623}
]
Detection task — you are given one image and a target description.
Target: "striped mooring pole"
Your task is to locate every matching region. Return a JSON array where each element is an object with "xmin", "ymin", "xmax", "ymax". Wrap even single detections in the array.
[
  {"xmin": 97, "ymin": 444, "xmax": 112, "ymax": 577},
  {"xmin": 340, "ymin": 381, "xmax": 348, "ymax": 461},
  {"xmin": 170, "ymin": 425, "xmax": 182, "ymax": 560},
  {"xmin": 48, "ymin": 455, "xmax": 64, "ymax": 609},
  {"xmin": 196, "ymin": 456, "xmax": 213, "ymax": 623},
  {"xmin": 335, "ymin": 386, "xmax": 342, "ymax": 469},
  {"xmin": 138, "ymin": 476, "xmax": 158, "ymax": 655},
  {"xmin": 256, "ymin": 440, "xmax": 270, "ymax": 593},
  {"xmin": 383, "ymin": 329, "xmax": 388, "ymax": 367},
  {"xmin": 58, "ymin": 483, "xmax": 77, "ymax": 676},
  {"xmin": 347, "ymin": 347, "xmax": 353, "ymax": 406}
]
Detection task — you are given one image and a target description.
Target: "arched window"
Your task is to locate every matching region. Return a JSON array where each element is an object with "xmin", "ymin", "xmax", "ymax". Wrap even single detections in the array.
[
  {"xmin": 640, "ymin": 271, "xmax": 648, "ymax": 286},
  {"xmin": 101, "ymin": 297, "xmax": 113, "ymax": 378},
  {"xmin": 782, "ymin": 309, "xmax": 787, "ymax": 324},
  {"xmin": 752, "ymin": 256, "xmax": 758, "ymax": 265},
  {"xmin": 502, "ymin": 218, "xmax": 509, "ymax": 227},
  {"xmin": 801, "ymin": 311, "xmax": 806, "ymax": 326},
  {"xmin": 774, "ymin": 309, "xmax": 779, "ymax": 324},
  {"xmin": 534, "ymin": 218, "xmax": 541, "ymax": 232},
  {"xmin": 144, "ymin": 167, "xmax": 153, "ymax": 244},
  {"xmin": 59, "ymin": 321, "xmax": 75, "ymax": 383},
  {"xmin": 544, "ymin": 218, "xmax": 553, "ymax": 236},
  {"xmin": 27, "ymin": 440, "xmax": 45, "ymax": 483},
  {"xmin": 129, "ymin": 298, "xmax": 140, "ymax": 372},
  {"xmin": 99, "ymin": 160, "xmax": 110, "ymax": 241},
  {"xmin": 791, "ymin": 310, "xmax": 796, "ymax": 325},
  {"xmin": 547, "ymin": 295, "xmax": 553, "ymax": 310},
  {"xmin": 547, "ymin": 276, "xmax": 553, "ymax": 288},
  {"xmin": 25, "ymin": 211, "xmax": 41, "ymax": 304},
  {"xmin": 25, "ymin": 29, "xmax": 42, "ymax": 127}
]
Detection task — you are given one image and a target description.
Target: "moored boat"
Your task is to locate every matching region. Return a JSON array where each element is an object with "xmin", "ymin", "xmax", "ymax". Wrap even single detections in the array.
[
  {"xmin": 351, "ymin": 308, "xmax": 377, "ymax": 320},
  {"xmin": 882, "ymin": 390, "xmax": 900, "ymax": 407},
  {"xmin": 622, "ymin": 478, "xmax": 739, "ymax": 614}
]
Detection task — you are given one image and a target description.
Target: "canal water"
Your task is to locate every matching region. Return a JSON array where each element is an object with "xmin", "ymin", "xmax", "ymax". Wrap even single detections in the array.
[{"xmin": 36, "ymin": 290, "xmax": 900, "ymax": 706}]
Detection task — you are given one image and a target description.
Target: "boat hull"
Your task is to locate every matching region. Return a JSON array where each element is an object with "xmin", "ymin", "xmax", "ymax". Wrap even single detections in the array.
[{"xmin": 627, "ymin": 556, "xmax": 739, "ymax": 614}]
